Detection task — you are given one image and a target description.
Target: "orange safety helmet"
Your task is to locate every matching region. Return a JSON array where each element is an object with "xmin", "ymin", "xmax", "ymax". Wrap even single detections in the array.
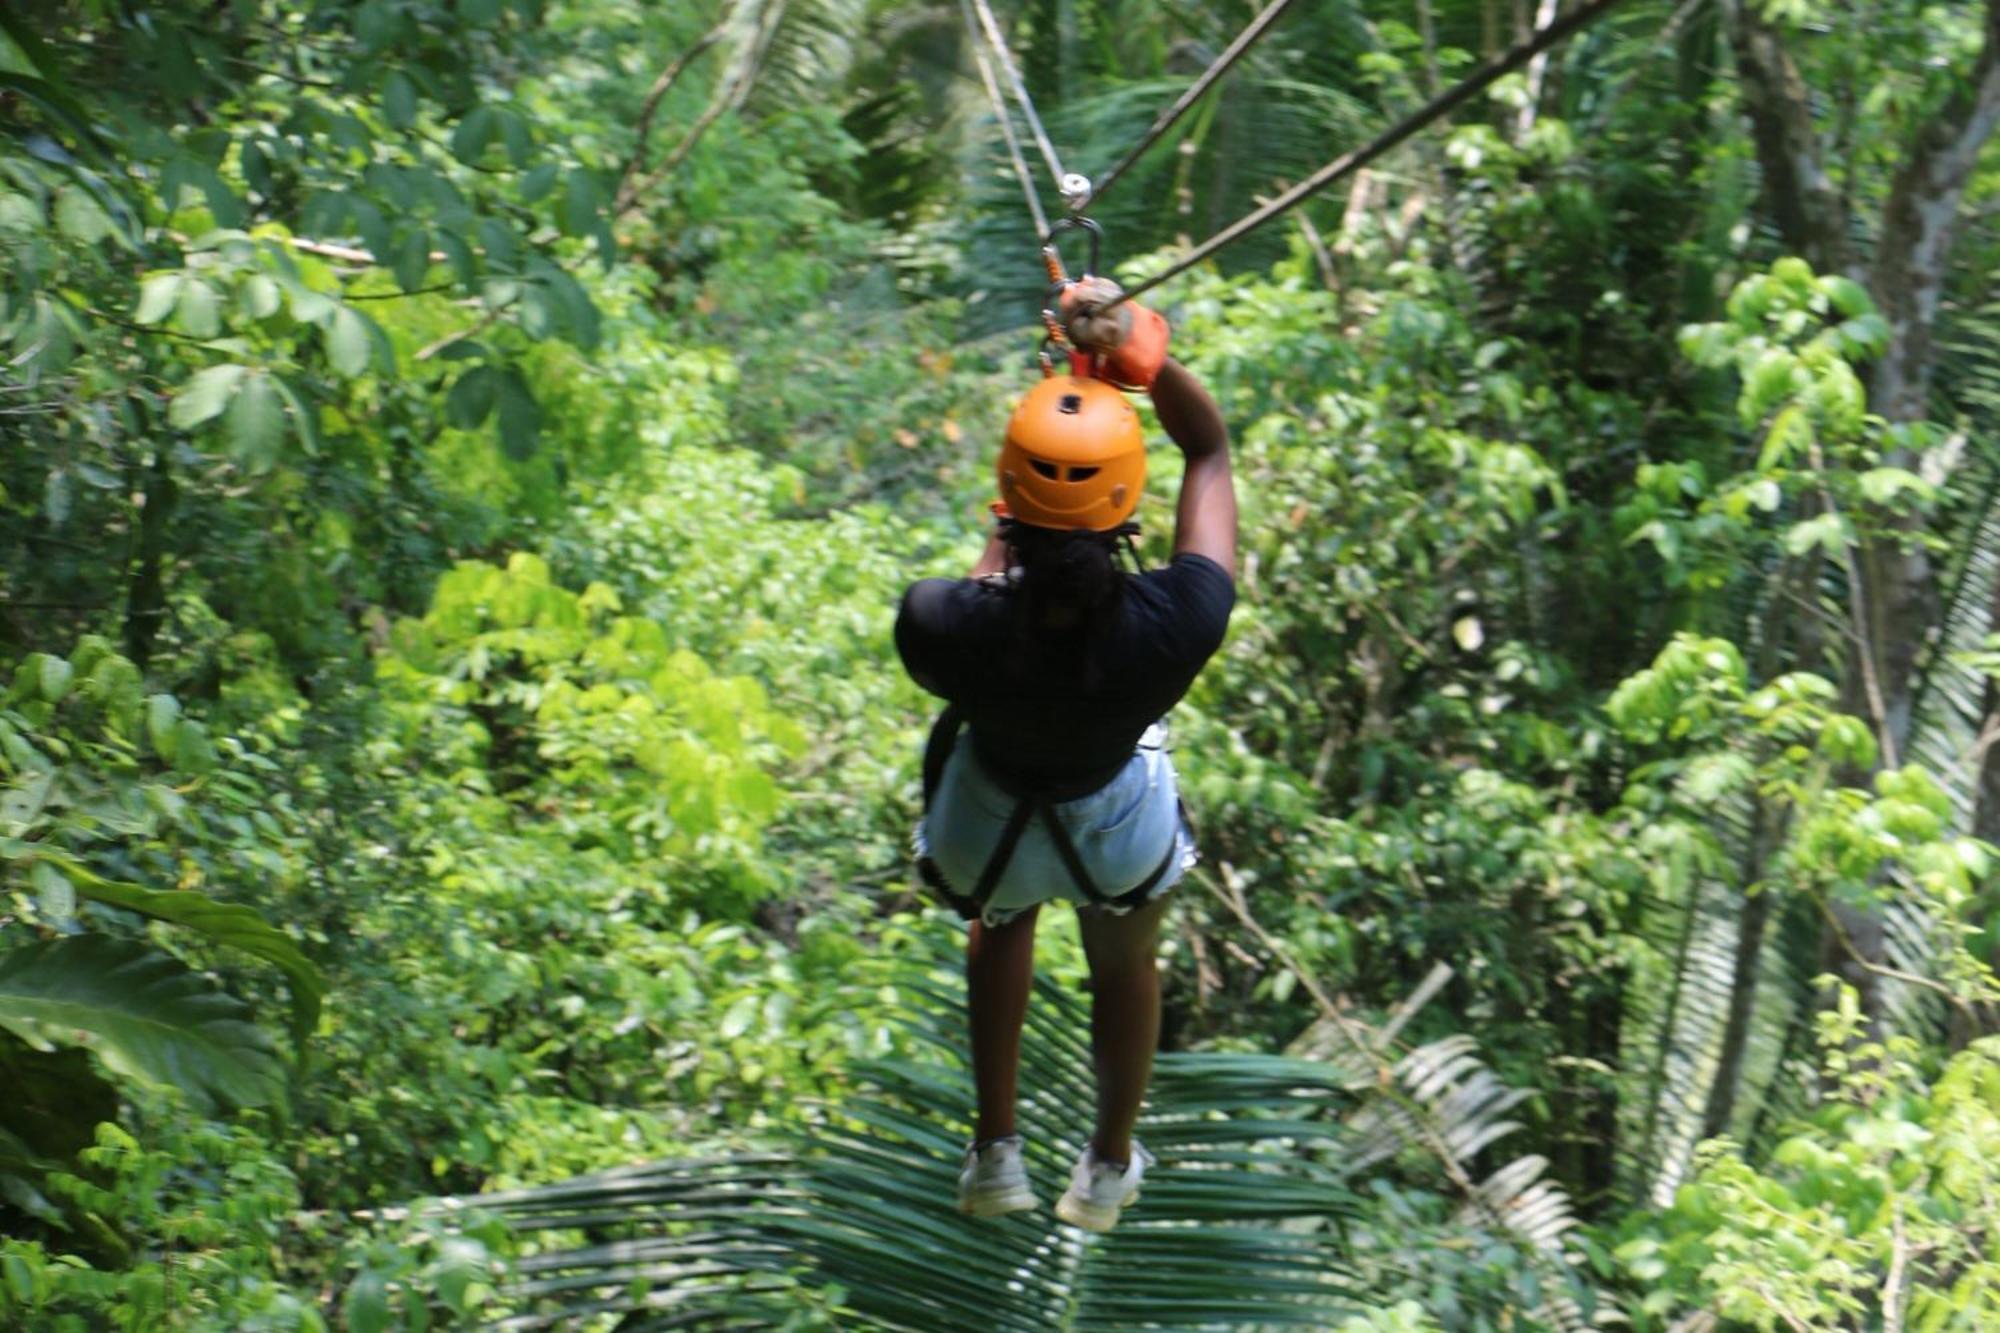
[{"xmin": 997, "ymin": 375, "xmax": 1146, "ymax": 531}]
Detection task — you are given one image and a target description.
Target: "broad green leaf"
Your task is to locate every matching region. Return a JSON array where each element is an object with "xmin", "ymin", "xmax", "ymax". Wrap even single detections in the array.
[
  {"xmin": 239, "ymin": 273, "xmax": 282, "ymax": 320},
  {"xmin": 1816, "ymin": 273, "xmax": 1873, "ymax": 317},
  {"xmin": 224, "ymin": 371, "xmax": 287, "ymax": 470},
  {"xmin": 168, "ymin": 363, "xmax": 248, "ymax": 429},
  {"xmin": 561, "ymin": 169, "xmax": 601, "ymax": 236},
  {"xmin": 0, "ymin": 936, "xmax": 286, "ymax": 1111},
  {"xmin": 393, "ymin": 227, "xmax": 431, "ymax": 292},
  {"xmin": 134, "ymin": 273, "xmax": 182, "ymax": 324},
  {"xmin": 495, "ymin": 365, "xmax": 541, "ymax": 460},
  {"xmin": 1743, "ymin": 347, "xmax": 1801, "ymax": 424},
  {"xmin": 451, "ymin": 105, "xmax": 495, "ymax": 165},
  {"xmin": 1782, "ymin": 511, "xmax": 1851, "ymax": 556},
  {"xmin": 382, "ymin": 70, "xmax": 418, "ymax": 129},
  {"xmin": 34, "ymin": 653, "xmax": 72, "ymax": 703},
  {"xmin": 271, "ymin": 375, "xmax": 322, "ymax": 457},
  {"xmin": 55, "ymin": 864, "xmax": 324, "ymax": 1046},
  {"xmin": 519, "ymin": 162, "xmax": 558, "ymax": 202},
  {"xmin": 53, "ymin": 186, "xmax": 112, "ymax": 244},
  {"xmin": 498, "ymin": 107, "xmax": 533, "ymax": 167},
  {"xmin": 176, "ymin": 276, "xmax": 222, "ymax": 338},
  {"xmin": 30, "ymin": 861, "xmax": 73, "ymax": 920},
  {"xmin": 447, "ymin": 365, "xmax": 497, "ymax": 429},
  {"xmin": 1757, "ymin": 403, "xmax": 1811, "ymax": 471},
  {"xmin": 344, "ymin": 1269, "xmax": 392, "ymax": 1333},
  {"xmin": 327, "ymin": 306, "xmax": 373, "ymax": 377},
  {"xmin": 1858, "ymin": 466, "xmax": 1934, "ymax": 508},
  {"xmin": 144, "ymin": 692, "xmax": 181, "ymax": 759},
  {"xmin": 436, "ymin": 228, "xmax": 476, "ymax": 285}
]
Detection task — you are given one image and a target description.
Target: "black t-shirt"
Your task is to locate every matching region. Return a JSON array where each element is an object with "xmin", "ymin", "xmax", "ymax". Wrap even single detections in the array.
[{"xmin": 895, "ymin": 553, "xmax": 1235, "ymax": 791}]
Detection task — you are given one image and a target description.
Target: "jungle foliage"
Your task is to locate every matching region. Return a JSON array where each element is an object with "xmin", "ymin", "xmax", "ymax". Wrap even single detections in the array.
[{"xmin": 4, "ymin": 0, "xmax": 2000, "ymax": 1328}]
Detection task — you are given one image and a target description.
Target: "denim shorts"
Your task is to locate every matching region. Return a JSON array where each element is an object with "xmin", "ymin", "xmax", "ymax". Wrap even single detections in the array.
[{"xmin": 916, "ymin": 723, "xmax": 1196, "ymax": 927}]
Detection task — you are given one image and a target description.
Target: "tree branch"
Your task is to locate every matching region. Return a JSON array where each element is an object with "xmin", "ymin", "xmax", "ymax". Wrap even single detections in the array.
[
  {"xmin": 614, "ymin": 16, "xmax": 731, "ymax": 212},
  {"xmin": 1723, "ymin": 0, "xmax": 1848, "ymax": 273}
]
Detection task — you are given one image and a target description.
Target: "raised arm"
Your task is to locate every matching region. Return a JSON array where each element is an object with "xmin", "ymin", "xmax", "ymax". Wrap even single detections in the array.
[{"xmin": 1149, "ymin": 358, "xmax": 1236, "ymax": 576}]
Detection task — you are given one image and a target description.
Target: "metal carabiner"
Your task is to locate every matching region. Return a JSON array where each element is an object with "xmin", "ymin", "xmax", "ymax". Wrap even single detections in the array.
[{"xmin": 1040, "ymin": 215, "xmax": 1103, "ymax": 286}]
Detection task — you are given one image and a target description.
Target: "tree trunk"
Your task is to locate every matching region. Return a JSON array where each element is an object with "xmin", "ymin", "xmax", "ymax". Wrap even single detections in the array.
[
  {"xmin": 1722, "ymin": 0, "xmax": 1848, "ymax": 275},
  {"xmin": 1729, "ymin": 0, "xmax": 2000, "ymax": 1039},
  {"xmin": 123, "ymin": 443, "xmax": 175, "ymax": 672}
]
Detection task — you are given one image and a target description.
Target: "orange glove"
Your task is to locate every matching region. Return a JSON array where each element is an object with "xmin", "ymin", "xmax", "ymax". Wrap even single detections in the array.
[{"xmin": 1058, "ymin": 277, "xmax": 1170, "ymax": 390}]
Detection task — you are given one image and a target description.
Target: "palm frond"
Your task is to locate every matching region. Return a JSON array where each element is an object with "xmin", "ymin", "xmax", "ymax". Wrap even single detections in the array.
[{"xmin": 459, "ymin": 960, "xmax": 1610, "ymax": 1327}]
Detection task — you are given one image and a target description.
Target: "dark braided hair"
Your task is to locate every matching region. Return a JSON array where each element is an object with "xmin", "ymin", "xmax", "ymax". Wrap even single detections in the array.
[{"xmin": 1000, "ymin": 520, "xmax": 1141, "ymax": 686}]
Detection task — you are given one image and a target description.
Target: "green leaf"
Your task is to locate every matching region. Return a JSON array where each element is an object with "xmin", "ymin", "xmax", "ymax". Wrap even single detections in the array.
[
  {"xmin": 55, "ymin": 864, "xmax": 324, "ymax": 1046},
  {"xmin": 344, "ymin": 1269, "xmax": 392, "ymax": 1333},
  {"xmin": 30, "ymin": 861, "xmax": 74, "ymax": 920},
  {"xmin": 495, "ymin": 365, "xmax": 541, "ymax": 460},
  {"xmin": 0, "ymin": 936, "xmax": 286, "ymax": 1111},
  {"xmin": 1857, "ymin": 466, "xmax": 1934, "ymax": 508},
  {"xmin": 1782, "ymin": 511, "xmax": 1851, "ymax": 557},
  {"xmin": 1817, "ymin": 274, "xmax": 1873, "ymax": 318},
  {"xmin": 327, "ymin": 306, "xmax": 373, "ymax": 377},
  {"xmin": 168, "ymin": 364, "xmax": 248, "ymax": 429},
  {"xmin": 1743, "ymin": 348, "xmax": 1801, "ymax": 424},
  {"xmin": 34, "ymin": 653, "xmax": 72, "ymax": 703},
  {"xmin": 519, "ymin": 162, "xmax": 558, "ymax": 202},
  {"xmin": 561, "ymin": 169, "xmax": 601, "ymax": 236},
  {"xmin": 145, "ymin": 693, "xmax": 181, "ymax": 759},
  {"xmin": 176, "ymin": 277, "xmax": 222, "ymax": 338},
  {"xmin": 1757, "ymin": 403, "xmax": 1811, "ymax": 471},
  {"xmin": 451, "ymin": 105, "xmax": 495, "ymax": 165},
  {"xmin": 719, "ymin": 994, "xmax": 759, "ymax": 1038},
  {"xmin": 239, "ymin": 273, "xmax": 282, "ymax": 320},
  {"xmin": 381, "ymin": 70, "xmax": 418, "ymax": 130},
  {"xmin": 393, "ymin": 227, "xmax": 431, "ymax": 292},
  {"xmin": 223, "ymin": 372, "xmax": 286, "ymax": 471},
  {"xmin": 134, "ymin": 273, "xmax": 182, "ymax": 324},
  {"xmin": 447, "ymin": 365, "xmax": 498, "ymax": 429},
  {"xmin": 271, "ymin": 375, "xmax": 322, "ymax": 457},
  {"xmin": 498, "ymin": 107, "xmax": 533, "ymax": 167},
  {"xmin": 53, "ymin": 186, "xmax": 112, "ymax": 244},
  {"xmin": 436, "ymin": 229, "xmax": 477, "ymax": 286}
]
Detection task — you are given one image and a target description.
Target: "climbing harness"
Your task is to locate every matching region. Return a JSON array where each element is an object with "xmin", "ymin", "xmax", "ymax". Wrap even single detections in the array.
[{"xmin": 917, "ymin": 706, "xmax": 1181, "ymax": 923}]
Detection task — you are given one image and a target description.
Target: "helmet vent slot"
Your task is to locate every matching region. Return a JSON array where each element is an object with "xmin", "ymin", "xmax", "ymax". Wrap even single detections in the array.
[
  {"xmin": 1058, "ymin": 394, "xmax": 1083, "ymax": 414},
  {"xmin": 1029, "ymin": 459, "xmax": 1061, "ymax": 480},
  {"xmin": 1067, "ymin": 466, "xmax": 1100, "ymax": 482}
]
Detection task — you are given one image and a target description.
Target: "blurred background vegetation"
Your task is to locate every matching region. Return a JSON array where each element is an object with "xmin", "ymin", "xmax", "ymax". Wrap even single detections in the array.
[{"xmin": 3, "ymin": 0, "xmax": 2000, "ymax": 1327}]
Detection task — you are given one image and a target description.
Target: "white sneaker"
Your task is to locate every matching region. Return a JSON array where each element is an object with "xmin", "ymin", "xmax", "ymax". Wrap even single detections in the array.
[
  {"xmin": 957, "ymin": 1135, "xmax": 1038, "ymax": 1217},
  {"xmin": 1054, "ymin": 1142, "xmax": 1152, "ymax": 1231}
]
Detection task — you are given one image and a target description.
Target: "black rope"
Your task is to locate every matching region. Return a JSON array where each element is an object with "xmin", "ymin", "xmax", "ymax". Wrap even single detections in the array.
[
  {"xmin": 1106, "ymin": 0, "xmax": 1634, "ymax": 310},
  {"xmin": 1087, "ymin": 0, "xmax": 1301, "ymax": 209},
  {"xmin": 960, "ymin": 0, "xmax": 1050, "ymax": 236},
  {"xmin": 967, "ymin": 0, "xmax": 1069, "ymax": 199}
]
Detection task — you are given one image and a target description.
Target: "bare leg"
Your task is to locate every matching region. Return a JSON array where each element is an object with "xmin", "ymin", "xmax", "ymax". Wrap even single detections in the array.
[
  {"xmin": 1077, "ymin": 896, "xmax": 1169, "ymax": 1164},
  {"xmin": 967, "ymin": 905, "xmax": 1041, "ymax": 1142}
]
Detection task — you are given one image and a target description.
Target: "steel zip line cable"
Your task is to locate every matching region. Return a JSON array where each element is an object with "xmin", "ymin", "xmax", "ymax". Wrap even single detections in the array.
[
  {"xmin": 1087, "ymin": 0, "xmax": 1300, "ymax": 209},
  {"xmin": 967, "ymin": 0, "xmax": 1070, "ymax": 200},
  {"xmin": 1106, "ymin": 0, "xmax": 1632, "ymax": 309},
  {"xmin": 961, "ymin": 0, "xmax": 1050, "ymax": 236}
]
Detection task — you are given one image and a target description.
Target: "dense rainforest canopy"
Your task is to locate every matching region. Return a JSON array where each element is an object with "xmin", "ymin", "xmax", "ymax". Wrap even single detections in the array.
[{"xmin": 4, "ymin": 0, "xmax": 2000, "ymax": 1327}]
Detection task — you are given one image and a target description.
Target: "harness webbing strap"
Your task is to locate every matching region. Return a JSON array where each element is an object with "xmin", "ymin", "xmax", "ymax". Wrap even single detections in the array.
[{"xmin": 918, "ymin": 708, "xmax": 1178, "ymax": 921}]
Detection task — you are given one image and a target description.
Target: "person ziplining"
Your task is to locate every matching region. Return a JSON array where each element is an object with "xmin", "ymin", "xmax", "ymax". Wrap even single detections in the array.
[
  {"xmin": 899, "ymin": 0, "xmax": 1634, "ymax": 1233},
  {"xmin": 896, "ymin": 255, "xmax": 1236, "ymax": 1230}
]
